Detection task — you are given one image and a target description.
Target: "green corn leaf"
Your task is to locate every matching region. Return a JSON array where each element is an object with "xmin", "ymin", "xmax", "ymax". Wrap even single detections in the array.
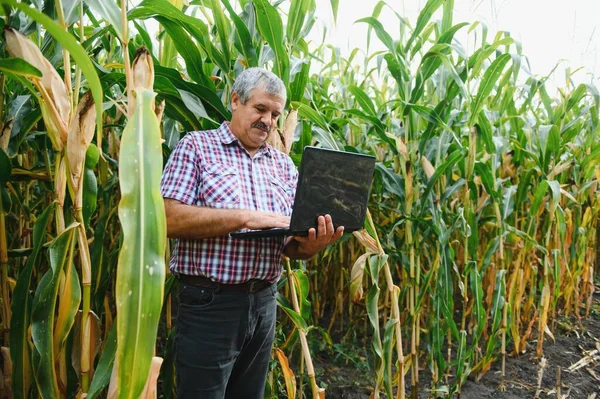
[
  {"xmin": 330, "ymin": 0, "xmax": 339, "ymax": 23},
  {"xmin": 287, "ymin": 0, "xmax": 310, "ymax": 46},
  {"xmin": 86, "ymin": 323, "xmax": 117, "ymax": 399},
  {"xmin": 404, "ymin": 0, "xmax": 443, "ymax": 52},
  {"xmin": 530, "ymin": 180, "xmax": 549, "ymax": 220},
  {"xmin": 487, "ymin": 270, "xmax": 507, "ymax": 348},
  {"xmin": 468, "ymin": 54, "xmax": 511, "ymax": 126},
  {"xmin": 52, "ymin": 252, "xmax": 81, "ymax": 374},
  {"xmin": 0, "ymin": 58, "xmax": 42, "ymax": 79},
  {"xmin": 292, "ymin": 102, "xmax": 328, "ymax": 131},
  {"xmin": 62, "ymin": 0, "xmax": 83, "ymax": 25},
  {"xmin": 290, "ymin": 59, "xmax": 309, "ymax": 102},
  {"xmin": 83, "ymin": 144, "xmax": 99, "ymax": 228},
  {"xmin": 31, "ymin": 223, "xmax": 78, "ymax": 399},
  {"xmin": 115, "ymin": 89, "xmax": 167, "ymax": 399},
  {"xmin": 355, "ymin": 17, "xmax": 394, "ymax": 53},
  {"xmin": 469, "ymin": 37, "xmax": 514, "ymax": 78},
  {"xmin": 441, "ymin": 0, "xmax": 454, "ymax": 33},
  {"xmin": 382, "ymin": 319, "xmax": 397, "ymax": 399},
  {"xmin": 476, "ymin": 110, "xmax": 496, "ymax": 153},
  {"xmin": 421, "ymin": 149, "xmax": 466, "ymax": 211},
  {"xmin": 469, "ymin": 266, "xmax": 484, "ymax": 341},
  {"xmin": 209, "ymin": 0, "xmax": 231, "ymax": 69},
  {"xmin": 85, "ymin": 0, "xmax": 124, "ymax": 40},
  {"xmin": 474, "ymin": 162, "xmax": 498, "ymax": 200},
  {"xmin": 348, "ymin": 85, "xmax": 377, "ymax": 117},
  {"xmin": 366, "ymin": 285, "xmax": 382, "ymax": 357},
  {"xmin": 292, "ymin": 269, "xmax": 311, "ymax": 320},
  {"xmin": 11, "ymin": 203, "xmax": 55, "ymax": 399},
  {"xmin": 501, "ymin": 185, "xmax": 518, "ymax": 221},
  {"xmin": 253, "ymin": 0, "xmax": 289, "ymax": 84},
  {"xmin": 3, "ymin": 0, "xmax": 104, "ymax": 149},
  {"xmin": 157, "ymin": 18, "xmax": 212, "ymax": 87},
  {"xmin": 158, "ymin": 0, "xmax": 183, "ymax": 68},
  {"xmin": 221, "ymin": 0, "xmax": 258, "ymax": 67},
  {"xmin": 277, "ymin": 295, "xmax": 308, "ymax": 331}
]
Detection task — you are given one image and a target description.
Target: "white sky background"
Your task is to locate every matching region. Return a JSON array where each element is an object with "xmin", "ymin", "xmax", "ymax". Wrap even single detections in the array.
[{"xmin": 307, "ymin": 0, "xmax": 599, "ymax": 89}]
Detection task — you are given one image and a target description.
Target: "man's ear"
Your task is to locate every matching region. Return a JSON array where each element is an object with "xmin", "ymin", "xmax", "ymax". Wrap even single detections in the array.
[{"xmin": 231, "ymin": 92, "xmax": 240, "ymax": 112}]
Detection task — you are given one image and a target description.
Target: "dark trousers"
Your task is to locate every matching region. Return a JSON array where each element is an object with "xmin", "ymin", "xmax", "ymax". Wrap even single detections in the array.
[{"xmin": 175, "ymin": 282, "xmax": 277, "ymax": 399}]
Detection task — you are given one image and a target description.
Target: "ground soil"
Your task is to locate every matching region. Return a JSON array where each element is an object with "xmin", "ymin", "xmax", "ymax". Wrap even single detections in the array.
[{"xmin": 315, "ymin": 295, "xmax": 600, "ymax": 399}]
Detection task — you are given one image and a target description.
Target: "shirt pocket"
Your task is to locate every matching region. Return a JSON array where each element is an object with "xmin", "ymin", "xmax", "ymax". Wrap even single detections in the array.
[
  {"xmin": 201, "ymin": 163, "xmax": 241, "ymax": 207},
  {"xmin": 270, "ymin": 177, "xmax": 294, "ymax": 216}
]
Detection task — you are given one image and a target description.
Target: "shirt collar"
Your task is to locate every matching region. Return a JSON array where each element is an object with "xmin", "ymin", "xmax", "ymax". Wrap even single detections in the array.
[{"xmin": 218, "ymin": 122, "xmax": 273, "ymax": 157}]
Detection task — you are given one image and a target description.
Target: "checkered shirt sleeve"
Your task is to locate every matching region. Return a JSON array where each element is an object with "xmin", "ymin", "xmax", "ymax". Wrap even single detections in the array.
[{"xmin": 160, "ymin": 134, "xmax": 200, "ymax": 205}]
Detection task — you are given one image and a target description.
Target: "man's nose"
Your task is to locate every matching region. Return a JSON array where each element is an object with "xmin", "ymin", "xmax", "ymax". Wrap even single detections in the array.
[{"xmin": 260, "ymin": 113, "xmax": 271, "ymax": 126}]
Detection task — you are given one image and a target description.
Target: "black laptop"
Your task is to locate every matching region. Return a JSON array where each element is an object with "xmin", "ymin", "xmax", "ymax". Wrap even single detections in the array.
[{"xmin": 230, "ymin": 146, "xmax": 376, "ymax": 239}]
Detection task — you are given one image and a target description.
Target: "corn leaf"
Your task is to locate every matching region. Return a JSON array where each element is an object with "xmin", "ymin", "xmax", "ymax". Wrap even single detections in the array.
[
  {"xmin": 329, "ymin": 0, "xmax": 338, "ymax": 23},
  {"xmin": 277, "ymin": 295, "xmax": 308, "ymax": 331},
  {"xmin": 83, "ymin": 144, "xmax": 99, "ymax": 228},
  {"xmin": 31, "ymin": 223, "xmax": 78, "ymax": 399},
  {"xmin": 0, "ymin": 58, "xmax": 42, "ymax": 79},
  {"xmin": 87, "ymin": 323, "xmax": 117, "ymax": 399},
  {"xmin": 404, "ymin": 0, "xmax": 443, "ymax": 52},
  {"xmin": 209, "ymin": 0, "xmax": 231, "ymax": 68},
  {"xmin": 11, "ymin": 203, "xmax": 55, "ymax": 399},
  {"xmin": 115, "ymin": 89, "xmax": 166, "ymax": 399},
  {"xmin": 221, "ymin": 0, "xmax": 258, "ymax": 67},
  {"xmin": 468, "ymin": 54, "xmax": 511, "ymax": 126},
  {"xmin": 85, "ymin": 0, "xmax": 124, "ymax": 40},
  {"xmin": 287, "ymin": 0, "xmax": 310, "ymax": 46},
  {"xmin": 4, "ymin": 0, "xmax": 104, "ymax": 150},
  {"xmin": 275, "ymin": 349, "xmax": 296, "ymax": 399},
  {"xmin": 253, "ymin": 0, "xmax": 289, "ymax": 84}
]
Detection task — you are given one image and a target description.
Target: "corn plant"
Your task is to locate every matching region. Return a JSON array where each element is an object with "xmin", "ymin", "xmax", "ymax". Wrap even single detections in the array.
[{"xmin": 0, "ymin": 0, "xmax": 598, "ymax": 398}]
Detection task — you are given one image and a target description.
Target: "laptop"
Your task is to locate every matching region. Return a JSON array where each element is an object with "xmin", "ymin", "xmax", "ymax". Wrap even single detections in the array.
[{"xmin": 230, "ymin": 146, "xmax": 376, "ymax": 239}]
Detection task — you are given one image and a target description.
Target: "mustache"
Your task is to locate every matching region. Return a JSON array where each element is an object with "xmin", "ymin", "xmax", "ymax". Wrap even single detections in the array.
[{"xmin": 252, "ymin": 122, "xmax": 270, "ymax": 132}]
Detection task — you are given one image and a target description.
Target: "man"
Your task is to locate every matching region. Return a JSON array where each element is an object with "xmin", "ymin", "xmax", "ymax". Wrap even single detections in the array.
[{"xmin": 160, "ymin": 67, "xmax": 343, "ymax": 398}]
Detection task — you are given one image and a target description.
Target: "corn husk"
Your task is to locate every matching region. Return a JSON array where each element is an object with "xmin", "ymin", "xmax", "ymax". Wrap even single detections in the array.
[
  {"xmin": 267, "ymin": 128, "xmax": 286, "ymax": 153},
  {"xmin": 132, "ymin": 47, "xmax": 154, "ymax": 92},
  {"xmin": 155, "ymin": 99, "xmax": 166, "ymax": 125},
  {"xmin": 282, "ymin": 109, "xmax": 298, "ymax": 154},
  {"xmin": 350, "ymin": 253, "xmax": 371, "ymax": 302},
  {"xmin": 0, "ymin": 120, "xmax": 13, "ymax": 152},
  {"xmin": 4, "ymin": 27, "xmax": 70, "ymax": 149},
  {"xmin": 139, "ymin": 357, "xmax": 163, "ymax": 399},
  {"xmin": 352, "ymin": 229, "xmax": 380, "ymax": 254},
  {"xmin": 421, "ymin": 155, "xmax": 435, "ymax": 180},
  {"xmin": 66, "ymin": 91, "xmax": 96, "ymax": 207}
]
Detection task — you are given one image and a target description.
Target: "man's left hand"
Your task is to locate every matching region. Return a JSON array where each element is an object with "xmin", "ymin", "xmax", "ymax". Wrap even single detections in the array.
[{"xmin": 291, "ymin": 214, "xmax": 344, "ymax": 258}]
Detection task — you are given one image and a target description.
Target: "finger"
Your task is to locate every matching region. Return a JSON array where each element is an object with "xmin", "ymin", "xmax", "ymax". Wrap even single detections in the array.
[
  {"xmin": 332, "ymin": 226, "xmax": 344, "ymax": 241},
  {"xmin": 324, "ymin": 214, "xmax": 334, "ymax": 236},
  {"xmin": 308, "ymin": 227, "xmax": 317, "ymax": 240},
  {"xmin": 316, "ymin": 216, "xmax": 326, "ymax": 237}
]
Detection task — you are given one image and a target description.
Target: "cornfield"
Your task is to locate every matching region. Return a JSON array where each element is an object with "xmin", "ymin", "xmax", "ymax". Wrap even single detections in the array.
[{"xmin": 0, "ymin": 0, "xmax": 598, "ymax": 398}]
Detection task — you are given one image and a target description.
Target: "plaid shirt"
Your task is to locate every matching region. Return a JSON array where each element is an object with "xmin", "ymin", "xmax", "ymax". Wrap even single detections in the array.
[{"xmin": 160, "ymin": 122, "xmax": 298, "ymax": 284}]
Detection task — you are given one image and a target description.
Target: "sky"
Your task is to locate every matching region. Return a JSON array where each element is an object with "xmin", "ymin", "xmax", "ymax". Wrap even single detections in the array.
[{"xmin": 307, "ymin": 0, "xmax": 599, "ymax": 88}]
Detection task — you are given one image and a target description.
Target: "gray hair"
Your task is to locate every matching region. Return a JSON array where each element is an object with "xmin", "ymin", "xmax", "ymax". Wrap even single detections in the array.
[{"xmin": 232, "ymin": 67, "xmax": 286, "ymax": 104}]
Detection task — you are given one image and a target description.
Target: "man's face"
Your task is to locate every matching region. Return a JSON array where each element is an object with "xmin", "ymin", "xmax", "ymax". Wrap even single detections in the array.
[{"xmin": 230, "ymin": 86, "xmax": 285, "ymax": 153}]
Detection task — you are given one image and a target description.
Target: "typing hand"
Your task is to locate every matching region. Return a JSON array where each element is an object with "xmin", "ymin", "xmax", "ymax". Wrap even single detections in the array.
[{"xmin": 244, "ymin": 210, "xmax": 290, "ymax": 230}]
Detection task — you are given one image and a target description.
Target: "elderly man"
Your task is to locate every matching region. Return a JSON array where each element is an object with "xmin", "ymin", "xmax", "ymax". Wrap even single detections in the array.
[{"xmin": 160, "ymin": 67, "xmax": 343, "ymax": 398}]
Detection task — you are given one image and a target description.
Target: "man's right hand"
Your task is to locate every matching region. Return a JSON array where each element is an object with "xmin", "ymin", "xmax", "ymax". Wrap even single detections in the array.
[{"xmin": 243, "ymin": 210, "xmax": 290, "ymax": 230}]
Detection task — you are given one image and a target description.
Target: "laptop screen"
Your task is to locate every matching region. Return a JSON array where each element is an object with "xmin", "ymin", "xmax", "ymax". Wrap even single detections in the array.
[{"xmin": 289, "ymin": 147, "xmax": 376, "ymax": 234}]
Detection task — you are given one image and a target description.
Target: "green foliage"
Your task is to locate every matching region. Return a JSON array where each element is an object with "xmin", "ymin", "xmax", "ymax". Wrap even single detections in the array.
[{"xmin": 0, "ymin": 0, "xmax": 598, "ymax": 397}]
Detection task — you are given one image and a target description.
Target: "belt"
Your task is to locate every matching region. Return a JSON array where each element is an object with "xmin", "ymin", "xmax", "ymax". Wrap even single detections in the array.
[{"xmin": 179, "ymin": 275, "xmax": 271, "ymax": 293}]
